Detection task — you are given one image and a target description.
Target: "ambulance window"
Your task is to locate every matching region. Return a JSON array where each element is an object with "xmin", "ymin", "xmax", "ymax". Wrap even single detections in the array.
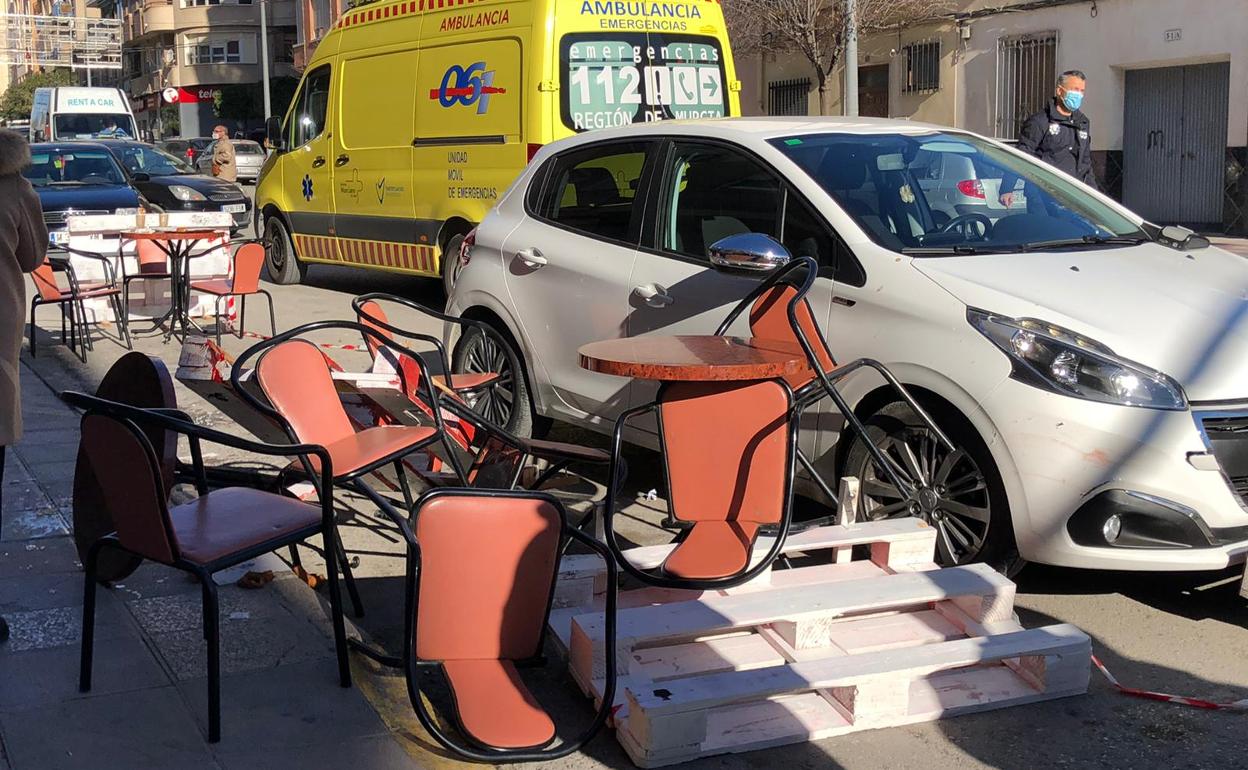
[
  {"xmin": 293, "ymin": 66, "xmax": 331, "ymax": 147},
  {"xmin": 532, "ymin": 141, "xmax": 650, "ymax": 244}
]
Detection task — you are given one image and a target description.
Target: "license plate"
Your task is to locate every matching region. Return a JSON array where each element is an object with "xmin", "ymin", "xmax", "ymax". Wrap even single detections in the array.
[
  {"xmin": 222, "ymin": 204, "xmax": 247, "ymax": 214},
  {"xmin": 49, "ymin": 230, "xmax": 69, "ymax": 244}
]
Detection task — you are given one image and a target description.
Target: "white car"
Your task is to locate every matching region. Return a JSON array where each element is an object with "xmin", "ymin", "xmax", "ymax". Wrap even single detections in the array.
[{"xmin": 446, "ymin": 117, "xmax": 1248, "ymax": 573}]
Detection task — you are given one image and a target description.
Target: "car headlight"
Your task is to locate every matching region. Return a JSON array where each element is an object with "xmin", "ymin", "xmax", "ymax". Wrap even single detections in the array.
[
  {"xmin": 968, "ymin": 309, "xmax": 1186, "ymax": 410},
  {"xmin": 169, "ymin": 185, "xmax": 206, "ymax": 202}
]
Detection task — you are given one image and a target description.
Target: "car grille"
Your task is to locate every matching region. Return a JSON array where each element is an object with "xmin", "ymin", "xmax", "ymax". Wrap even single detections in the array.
[
  {"xmin": 43, "ymin": 209, "xmax": 108, "ymax": 226},
  {"xmin": 209, "ymin": 194, "xmax": 244, "ymax": 202},
  {"xmin": 1196, "ymin": 412, "xmax": 1248, "ymax": 505}
]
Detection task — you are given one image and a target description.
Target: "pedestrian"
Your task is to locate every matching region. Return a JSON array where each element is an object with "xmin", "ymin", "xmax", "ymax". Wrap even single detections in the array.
[
  {"xmin": 1000, "ymin": 70, "xmax": 1097, "ymax": 207},
  {"xmin": 0, "ymin": 128, "xmax": 49, "ymax": 643},
  {"xmin": 210, "ymin": 124, "xmax": 237, "ymax": 183}
]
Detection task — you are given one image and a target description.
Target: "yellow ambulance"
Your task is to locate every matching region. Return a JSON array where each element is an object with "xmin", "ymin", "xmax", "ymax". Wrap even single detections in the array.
[{"xmin": 255, "ymin": 0, "xmax": 740, "ymax": 292}]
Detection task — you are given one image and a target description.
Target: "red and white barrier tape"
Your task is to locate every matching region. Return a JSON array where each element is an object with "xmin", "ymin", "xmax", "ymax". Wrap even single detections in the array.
[
  {"xmin": 238, "ymin": 329, "xmax": 369, "ymax": 352},
  {"xmin": 1092, "ymin": 654, "xmax": 1248, "ymax": 712}
]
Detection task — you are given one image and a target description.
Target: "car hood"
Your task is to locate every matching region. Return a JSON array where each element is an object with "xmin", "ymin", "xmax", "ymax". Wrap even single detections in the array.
[
  {"xmin": 147, "ymin": 174, "xmax": 244, "ymax": 196},
  {"xmin": 913, "ymin": 242, "xmax": 1248, "ymax": 402},
  {"xmin": 35, "ymin": 185, "xmax": 140, "ymax": 214}
]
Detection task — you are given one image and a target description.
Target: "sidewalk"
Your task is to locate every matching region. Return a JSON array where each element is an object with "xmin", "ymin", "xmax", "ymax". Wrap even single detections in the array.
[{"xmin": 0, "ymin": 361, "xmax": 415, "ymax": 770}]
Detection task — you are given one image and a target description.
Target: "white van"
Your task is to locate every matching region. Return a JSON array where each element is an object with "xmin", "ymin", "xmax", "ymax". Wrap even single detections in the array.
[{"xmin": 30, "ymin": 87, "xmax": 138, "ymax": 142}]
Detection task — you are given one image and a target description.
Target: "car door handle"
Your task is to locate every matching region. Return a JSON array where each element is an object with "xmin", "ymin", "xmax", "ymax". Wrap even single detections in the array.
[
  {"xmin": 633, "ymin": 283, "xmax": 674, "ymax": 307},
  {"xmin": 515, "ymin": 247, "xmax": 547, "ymax": 268},
  {"xmin": 311, "ymin": 156, "xmax": 325, "ymax": 168},
  {"xmin": 335, "ymin": 154, "xmax": 350, "ymax": 167}
]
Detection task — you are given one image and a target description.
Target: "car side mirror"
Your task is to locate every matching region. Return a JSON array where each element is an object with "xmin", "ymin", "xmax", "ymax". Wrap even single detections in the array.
[
  {"xmin": 1158, "ymin": 225, "xmax": 1210, "ymax": 251},
  {"xmin": 708, "ymin": 233, "xmax": 792, "ymax": 272},
  {"xmin": 265, "ymin": 116, "xmax": 284, "ymax": 151},
  {"xmin": 131, "ymin": 172, "xmax": 150, "ymax": 182}
]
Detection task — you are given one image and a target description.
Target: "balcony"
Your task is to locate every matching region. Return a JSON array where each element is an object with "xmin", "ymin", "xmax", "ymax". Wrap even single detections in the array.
[{"xmin": 124, "ymin": 0, "xmax": 173, "ymax": 41}]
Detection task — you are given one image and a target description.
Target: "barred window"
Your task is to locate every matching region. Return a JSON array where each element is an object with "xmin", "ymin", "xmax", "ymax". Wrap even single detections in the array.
[{"xmin": 902, "ymin": 40, "xmax": 940, "ymax": 94}]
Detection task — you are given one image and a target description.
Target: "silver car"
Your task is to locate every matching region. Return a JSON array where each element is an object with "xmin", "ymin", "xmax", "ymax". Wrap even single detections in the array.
[{"xmin": 196, "ymin": 139, "xmax": 266, "ymax": 183}]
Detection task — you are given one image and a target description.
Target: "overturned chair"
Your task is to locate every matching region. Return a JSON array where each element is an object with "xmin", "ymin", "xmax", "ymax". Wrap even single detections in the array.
[
  {"xmin": 399, "ymin": 489, "xmax": 617, "ymax": 762},
  {"xmin": 352, "ymin": 293, "xmax": 611, "ymax": 490}
]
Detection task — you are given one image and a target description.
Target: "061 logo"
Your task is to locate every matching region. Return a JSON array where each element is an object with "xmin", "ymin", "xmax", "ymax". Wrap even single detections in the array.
[{"xmin": 430, "ymin": 61, "xmax": 506, "ymax": 115}]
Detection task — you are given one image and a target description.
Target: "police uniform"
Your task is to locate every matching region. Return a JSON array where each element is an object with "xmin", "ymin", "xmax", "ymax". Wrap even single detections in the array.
[{"xmin": 1012, "ymin": 97, "xmax": 1097, "ymax": 188}]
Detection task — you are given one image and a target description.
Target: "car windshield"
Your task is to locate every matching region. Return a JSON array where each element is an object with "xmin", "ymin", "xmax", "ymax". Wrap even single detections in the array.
[
  {"xmin": 116, "ymin": 144, "xmax": 195, "ymax": 176},
  {"xmin": 770, "ymin": 131, "xmax": 1149, "ymax": 255},
  {"xmin": 24, "ymin": 149, "xmax": 126, "ymax": 187},
  {"xmin": 234, "ymin": 142, "xmax": 264, "ymax": 155},
  {"xmin": 52, "ymin": 113, "xmax": 136, "ymax": 140}
]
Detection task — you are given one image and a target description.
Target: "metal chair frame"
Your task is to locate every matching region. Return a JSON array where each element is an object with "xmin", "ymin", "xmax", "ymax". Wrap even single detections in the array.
[
  {"xmin": 61, "ymin": 391, "xmax": 352, "ymax": 744},
  {"xmin": 31, "ymin": 246, "xmax": 132, "ymax": 360},
  {"xmin": 189, "ymin": 239, "xmax": 276, "ymax": 346},
  {"xmin": 601, "ymin": 377, "xmax": 803, "ymax": 591},
  {"xmin": 352, "ymin": 293, "xmax": 610, "ymax": 491},
  {"xmin": 401, "ymin": 488, "xmax": 617, "ymax": 763},
  {"xmin": 231, "ymin": 320, "xmax": 471, "ymax": 625},
  {"xmin": 714, "ymin": 256, "xmax": 956, "ymax": 514}
]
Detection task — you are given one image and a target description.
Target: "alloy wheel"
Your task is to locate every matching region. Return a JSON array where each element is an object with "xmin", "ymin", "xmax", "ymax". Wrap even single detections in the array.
[
  {"xmin": 854, "ymin": 425, "xmax": 992, "ymax": 565},
  {"xmin": 460, "ymin": 330, "xmax": 516, "ymax": 427}
]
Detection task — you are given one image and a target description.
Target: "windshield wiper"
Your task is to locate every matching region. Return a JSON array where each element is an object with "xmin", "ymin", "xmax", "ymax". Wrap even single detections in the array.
[
  {"xmin": 1016, "ymin": 234, "xmax": 1151, "ymax": 250},
  {"xmin": 901, "ymin": 244, "xmax": 1008, "ymax": 256}
]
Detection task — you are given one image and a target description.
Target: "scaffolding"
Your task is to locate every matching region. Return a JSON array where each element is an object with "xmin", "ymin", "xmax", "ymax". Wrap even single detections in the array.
[{"xmin": 0, "ymin": 13, "xmax": 123, "ymax": 74}]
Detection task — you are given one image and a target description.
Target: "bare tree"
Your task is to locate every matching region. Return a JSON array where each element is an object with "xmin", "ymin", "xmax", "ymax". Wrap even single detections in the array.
[{"xmin": 726, "ymin": 0, "xmax": 951, "ymax": 115}]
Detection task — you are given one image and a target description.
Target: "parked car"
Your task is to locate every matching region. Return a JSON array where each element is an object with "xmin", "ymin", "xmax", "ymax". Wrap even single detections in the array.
[
  {"xmin": 24, "ymin": 142, "xmax": 142, "ymax": 245},
  {"xmin": 196, "ymin": 139, "xmax": 265, "ymax": 183},
  {"xmin": 157, "ymin": 137, "xmax": 213, "ymax": 167},
  {"xmin": 97, "ymin": 140, "xmax": 251, "ymax": 232},
  {"xmin": 447, "ymin": 117, "xmax": 1248, "ymax": 574}
]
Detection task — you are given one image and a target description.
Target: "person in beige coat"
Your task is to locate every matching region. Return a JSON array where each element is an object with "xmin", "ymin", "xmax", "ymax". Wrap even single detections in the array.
[
  {"xmin": 0, "ymin": 128, "xmax": 48, "ymax": 643},
  {"xmin": 210, "ymin": 125, "xmax": 237, "ymax": 183}
]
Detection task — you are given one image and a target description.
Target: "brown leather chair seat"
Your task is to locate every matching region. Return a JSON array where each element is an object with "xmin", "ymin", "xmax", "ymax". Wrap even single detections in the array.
[
  {"xmin": 170, "ymin": 487, "xmax": 321, "ymax": 565},
  {"xmin": 442, "ymin": 659, "xmax": 557, "ymax": 750},
  {"xmin": 662, "ymin": 520, "xmax": 761, "ymax": 580}
]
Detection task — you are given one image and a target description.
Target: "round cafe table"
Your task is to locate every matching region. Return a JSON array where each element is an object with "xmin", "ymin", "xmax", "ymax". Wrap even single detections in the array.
[
  {"xmin": 122, "ymin": 229, "xmax": 228, "ymax": 340},
  {"xmin": 578, "ymin": 335, "xmax": 810, "ymax": 382}
]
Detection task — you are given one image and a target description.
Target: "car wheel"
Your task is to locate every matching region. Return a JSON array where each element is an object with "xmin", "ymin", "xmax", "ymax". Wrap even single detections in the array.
[
  {"xmin": 452, "ymin": 321, "xmax": 537, "ymax": 438},
  {"xmin": 841, "ymin": 400, "xmax": 1022, "ymax": 575},
  {"xmin": 442, "ymin": 233, "xmax": 465, "ymax": 298},
  {"xmin": 264, "ymin": 215, "xmax": 305, "ymax": 285}
]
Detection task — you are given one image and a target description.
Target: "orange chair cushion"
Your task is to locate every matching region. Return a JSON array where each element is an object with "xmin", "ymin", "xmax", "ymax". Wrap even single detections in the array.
[
  {"xmin": 169, "ymin": 487, "xmax": 320, "ymax": 565},
  {"xmin": 442, "ymin": 659, "xmax": 556, "ymax": 750},
  {"xmin": 307, "ymin": 424, "xmax": 437, "ymax": 478},
  {"xmin": 749, "ymin": 285, "xmax": 834, "ymax": 389},
  {"xmin": 189, "ymin": 279, "xmax": 237, "ymax": 296},
  {"xmin": 662, "ymin": 521, "xmax": 761, "ymax": 580}
]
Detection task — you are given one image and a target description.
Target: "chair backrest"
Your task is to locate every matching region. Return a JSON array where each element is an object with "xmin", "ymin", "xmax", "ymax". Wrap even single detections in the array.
[
  {"xmin": 356, "ymin": 299, "xmax": 394, "ymax": 363},
  {"xmin": 135, "ymin": 239, "xmax": 168, "ymax": 275},
  {"xmin": 748, "ymin": 285, "xmax": 835, "ymax": 389},
  {"xmin": 254, "ymin": 339, "xmax": 356, "ymax": 447},
  {"xmin": 231, "ymin": 243, "xmax": 265, "ymax": 294},
  {"xmin": 659, "ymin": 380, "xmax": 790, "ymax": 527},
  {"xmin": 414, "ymin": 494, "xmax": 561, "ymax": 662},
  {"xmin": 79, "ymin": 413, "xmax": 179, "ymax": 563},
  {"xmin": 31, "ymin": 259, "xmax": 63, "ymax": 301}
]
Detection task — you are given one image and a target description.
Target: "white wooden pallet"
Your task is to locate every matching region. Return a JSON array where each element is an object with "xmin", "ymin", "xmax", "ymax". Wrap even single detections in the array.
[{"xmin": 548, "ymin": 517, "xmax": 1091, "ymax": 767}]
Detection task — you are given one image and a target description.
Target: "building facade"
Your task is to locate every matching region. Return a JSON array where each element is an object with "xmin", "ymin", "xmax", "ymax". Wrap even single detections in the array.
[
  {"xmin": 291, "ymin": 0, "xmax": 341, "ymax": 70},
  {"xmin": 2, "ymin": 0, "xmax": 102, "ymax": 95},
  {"xmin": 738, "ymin": 0, "xmax": 1248, "ymax": 235},
  {"xmin": 103, "ymin": 0, "xmax": 295, "ymax": 139}
]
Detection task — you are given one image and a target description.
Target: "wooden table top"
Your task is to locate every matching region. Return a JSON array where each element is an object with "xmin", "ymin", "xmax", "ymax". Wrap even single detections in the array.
[{"xmin": 579, "ymin": 335, "xmax": 810, "ymax": 382}]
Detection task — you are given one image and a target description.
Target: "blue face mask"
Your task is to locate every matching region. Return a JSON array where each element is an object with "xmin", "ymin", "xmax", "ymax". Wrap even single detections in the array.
[{"xmin": 1062, "ymin": 89, "xmax": 1084, "ymax": 111}]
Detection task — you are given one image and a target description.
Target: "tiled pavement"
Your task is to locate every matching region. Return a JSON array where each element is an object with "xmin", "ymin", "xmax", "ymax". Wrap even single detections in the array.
[{"xmin": 0, "ymin": 362, "xmax": 415, "ymax": 770}]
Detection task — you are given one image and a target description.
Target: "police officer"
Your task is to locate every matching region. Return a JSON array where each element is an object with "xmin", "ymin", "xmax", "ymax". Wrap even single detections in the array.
[{"xmin": 1001, "ymin": 70, "xmax": 1096, "ymax": 207}]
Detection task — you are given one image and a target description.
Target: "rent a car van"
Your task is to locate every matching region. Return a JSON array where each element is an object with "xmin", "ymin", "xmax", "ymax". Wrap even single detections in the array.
[
  {"xmin": 30, "ymin": 87, "xmax": 138, "ymax": 142},
  {"xmin": 255, "ymin": 0, "xmax": 740, "ymax": 293}
]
